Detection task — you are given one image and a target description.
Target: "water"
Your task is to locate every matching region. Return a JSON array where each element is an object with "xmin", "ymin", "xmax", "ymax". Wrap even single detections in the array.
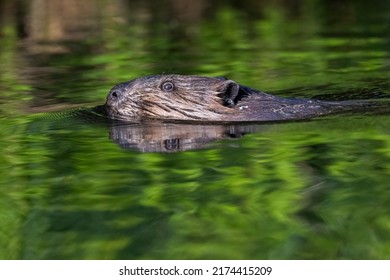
[{"xmin": 1, "ymin": 0, "xmax": 390, "ymax": 259}]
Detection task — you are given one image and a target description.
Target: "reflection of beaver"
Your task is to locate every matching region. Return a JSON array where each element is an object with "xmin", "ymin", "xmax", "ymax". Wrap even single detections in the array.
[
  {"xmin": 104, "ymin": 74, "xmax": 386, "ymax": 122},
  {"xmin": 108, "ymin": 122, "xmax": 259, "ymax": 152}
]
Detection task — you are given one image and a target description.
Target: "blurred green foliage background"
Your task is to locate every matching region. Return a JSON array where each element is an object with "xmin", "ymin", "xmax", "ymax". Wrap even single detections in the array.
[{"xmin": 0, "ymin": 0, "xmax": 389, "ymax": 259}]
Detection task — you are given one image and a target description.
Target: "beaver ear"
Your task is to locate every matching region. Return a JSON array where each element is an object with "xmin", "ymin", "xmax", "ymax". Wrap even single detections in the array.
[{"xmin": 217, "ymin": 80, "xmax": 240, "ymax": 107}]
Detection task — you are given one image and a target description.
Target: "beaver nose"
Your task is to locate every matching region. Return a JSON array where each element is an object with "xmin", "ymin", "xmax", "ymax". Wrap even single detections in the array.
[
  {"xmin": 108, "ymin": 87, "xmax": 126, "ymax": 104},
  {"xmin": 107, "ymin": 81, "xmax": 132, "ymax": 103},
  {"xmin": 110, "ymin": 89, "xmax": 121, "ymax": 99}
]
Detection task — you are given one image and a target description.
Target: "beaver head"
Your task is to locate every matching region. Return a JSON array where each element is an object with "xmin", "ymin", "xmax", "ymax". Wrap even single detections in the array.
[{"xmin": 105, "ymin": 74, "xmax": 246, "ymax": 121}]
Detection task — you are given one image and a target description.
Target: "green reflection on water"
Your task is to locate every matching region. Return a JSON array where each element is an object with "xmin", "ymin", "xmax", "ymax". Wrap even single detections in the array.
[
  {"xmin": 1, "ymin": 116, "xmax": 390, "ymax": 259},
  {"xmin": 0, "ymin": 0, "xmax": 390, "ymax": 259}
]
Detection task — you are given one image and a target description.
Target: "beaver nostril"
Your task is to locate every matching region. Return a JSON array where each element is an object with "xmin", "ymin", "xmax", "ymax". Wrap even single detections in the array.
[{"xmin": 110, "ymin": 90, "xmax": 123, "ymax": 100}]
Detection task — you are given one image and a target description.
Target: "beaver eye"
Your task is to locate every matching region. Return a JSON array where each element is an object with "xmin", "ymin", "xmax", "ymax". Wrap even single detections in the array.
[{"xmin": 161, "ymin": 81, "xmax": 175, "ymax": 92}]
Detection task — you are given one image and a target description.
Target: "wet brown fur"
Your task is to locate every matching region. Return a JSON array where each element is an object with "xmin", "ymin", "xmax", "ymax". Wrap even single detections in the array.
[{"xmin": 104, "ymin": 74, "xmax": 383, "ymax": 122}]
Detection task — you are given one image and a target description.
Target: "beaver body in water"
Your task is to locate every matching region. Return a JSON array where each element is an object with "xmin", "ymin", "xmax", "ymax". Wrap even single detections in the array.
[{"xmin": 103, "ymin": 74, "xmax": 385, "ymax": 122}]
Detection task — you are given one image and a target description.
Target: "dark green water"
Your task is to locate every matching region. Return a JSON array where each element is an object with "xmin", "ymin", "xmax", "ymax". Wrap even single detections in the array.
[{"xmin": 1, "ymin": 0, "xmax": 390, "ymax": 259}]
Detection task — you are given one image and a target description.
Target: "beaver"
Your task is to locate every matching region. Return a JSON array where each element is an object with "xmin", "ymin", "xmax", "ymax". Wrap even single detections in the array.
[
  {"xmin": 108, "ymin": 122, "xmax": 258, "ymax": 152},
  {"xmin": 104, "ymin": 74, "xmax": 387, "ymax": 122}
]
